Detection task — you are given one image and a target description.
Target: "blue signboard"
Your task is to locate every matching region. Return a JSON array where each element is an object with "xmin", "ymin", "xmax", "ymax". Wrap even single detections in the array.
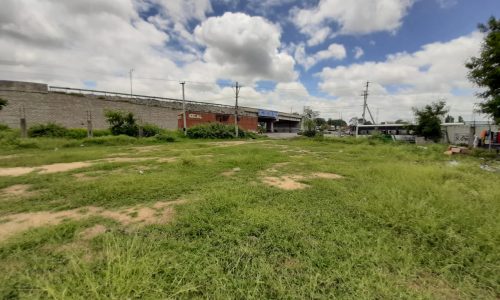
[{"xmin": 258, "ymin": 109, "xmax": 279, "ymax": 119}]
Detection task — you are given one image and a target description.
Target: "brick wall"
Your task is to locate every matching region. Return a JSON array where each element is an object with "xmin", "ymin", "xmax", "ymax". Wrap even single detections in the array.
[{"xmin": 178, "ymin": 111, "xmax": 258, "ymax": 131}]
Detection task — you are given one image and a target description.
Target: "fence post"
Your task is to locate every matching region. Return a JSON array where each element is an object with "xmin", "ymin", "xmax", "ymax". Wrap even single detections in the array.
[
  {"xmin": 87, "ymin": 111, "xmax": 93, "ymax": 138},
  {"xmin": 19, "ymin": 106, "xmax": 27, "ymax": 138}
]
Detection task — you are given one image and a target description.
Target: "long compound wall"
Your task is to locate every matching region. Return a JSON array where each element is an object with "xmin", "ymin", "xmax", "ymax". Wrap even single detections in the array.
[{"xmin": 0, "ymin": 81, "xmax": 257, "ymax": 130}]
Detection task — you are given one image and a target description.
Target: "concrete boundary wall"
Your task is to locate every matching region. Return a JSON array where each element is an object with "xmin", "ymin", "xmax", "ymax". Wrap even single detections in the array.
[{"xmin": 0, "ymin": 80, "xmax": 300, "ymax": 130}]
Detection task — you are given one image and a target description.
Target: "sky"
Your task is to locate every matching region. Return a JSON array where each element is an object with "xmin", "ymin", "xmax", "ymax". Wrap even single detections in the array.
[{"xmin": 0, "ymin": 0, "xmax": 498, "ymax": 122}]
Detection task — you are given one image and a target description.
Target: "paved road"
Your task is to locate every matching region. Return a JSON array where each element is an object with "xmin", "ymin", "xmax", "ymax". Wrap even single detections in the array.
[{"xmin": 265, "ymin": 133, "xmax": 300, "ymax": 139}]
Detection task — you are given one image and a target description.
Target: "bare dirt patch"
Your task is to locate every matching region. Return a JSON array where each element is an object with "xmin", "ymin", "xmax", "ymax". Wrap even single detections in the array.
[
  {"xmin": 0, "ymin": 184, "xmax": 37, "ymax": 198},
  {"xmin": 0, "ymin": 157, "xmax": 161, "ymax": 177},
  {"xmin": 157, "ymin": 157, "xmax": 178, "ymax": 163},
  {"xmin": 311, "ymin": 172, "xmax": 343, "ymax": 179},
  {"xmin": 0, "ymin": 167, "xmax": 36, "ymax": 177},
  {"xmin": 38, "ymin": 162, "xmax": 93, "ymax": 174},
  {"xmin": 221, "ymin": 167, "xmax": 241, "ymax": 177},
  {"xmin": 408, "ymin": 272, "xmax": 461, "ymax": 299},
  {"xmin": 208, "ymin": 141, "xmax": 257, "ymax": 147},
  {"xmin": 132, "ymin": 145, "xmax": 163, "ymax": 153},
  {"xmin": 0, "ymin": 199, "xmax": 188, "ymax": 242},
  {"xmin": 262, "ymin": 167, "xmax": 343, "ymax": 190},
  {"xmin": 79, "ymin": 224, "xmax": 107, "ymax": 240},
  {"xmin": 263, "ymin": 175, "xmax": 309, "ymax": 190},
  {"xmin": 0, "ymin": 154, "xmax": 21, "ymax": 160},
  {"xmin": 99, "ymin": 157, "xmax": 157, "ymax": 163}
]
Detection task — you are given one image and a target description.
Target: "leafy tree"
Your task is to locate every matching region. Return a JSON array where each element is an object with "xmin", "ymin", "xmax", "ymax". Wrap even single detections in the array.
[
  {"xmin": 412, "ymin": 100, "xmax": 448, "ymax": 141},
  {"xmin": 328, "ymin": 119, "xmax": 347, "ymax": 128},
  {"xmin": 0, "ymin": 98, "xmax": 7, "ymax": 110},
  {"xmin": 445, "ymin": 115, "xmax": 455, "ymax": 123},
  {"xmin": 302, "ymin": 107, "xmax": 319, "ymax": 137},
  {"xmin": 466, "ymin": 16, "xmax": 500, "ymax": 124},
  {"xmin": 314, "ymin": 117, "xmax": 327, "ymax": 127},
  {"xmin": 395, "ymin": 119, "xmax": 409, "ymax": 124},
  {"xmin": 458, "ymin": 115, "xmax": 464, "ymax": 123},
  {"xmin": 104, "ymin": 110, "xmax": 139, "ymax": 136}
]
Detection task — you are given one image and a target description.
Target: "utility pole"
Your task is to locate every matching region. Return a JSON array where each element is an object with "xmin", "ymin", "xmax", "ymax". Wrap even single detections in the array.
[
  {"xmin": 180, "ymin": 82, "xmax": 187, "ymax": 136},
  {"xmin": 234, "ymin": 82, "xmax": 241, "ymax": 137},
  {"xmin": 129, "ymin": 69, "xmax": 134, "ymax": 97},
  {"xmin": 362, "ymin": 81, "xmax": 369, "ymax": 124}
]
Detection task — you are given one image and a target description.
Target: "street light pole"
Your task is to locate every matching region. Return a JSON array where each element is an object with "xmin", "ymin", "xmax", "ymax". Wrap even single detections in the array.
[
  {"xmin": 180, "ymin": 82, "xmax": 187, "ymax": 136},
  {"xmin": 129, "ymin": 69, "xmax": 134, "ymax": 97}
]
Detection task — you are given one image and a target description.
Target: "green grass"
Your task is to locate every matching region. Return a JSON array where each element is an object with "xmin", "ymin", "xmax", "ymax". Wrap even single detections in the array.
[{"xmin": 0, "ymin": 137, "xmax": 499, "ymax": 298}]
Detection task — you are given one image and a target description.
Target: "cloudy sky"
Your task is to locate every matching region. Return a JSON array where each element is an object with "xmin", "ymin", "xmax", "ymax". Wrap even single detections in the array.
[{"xmin": 0, "ymin": 0, "xmax": 498, "ymax": 122}]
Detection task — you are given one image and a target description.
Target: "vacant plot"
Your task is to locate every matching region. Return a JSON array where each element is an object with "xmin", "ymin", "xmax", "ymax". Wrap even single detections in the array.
[{"xmin": 0, "ymin": 138, "xmax": 498, "ymax": 298}]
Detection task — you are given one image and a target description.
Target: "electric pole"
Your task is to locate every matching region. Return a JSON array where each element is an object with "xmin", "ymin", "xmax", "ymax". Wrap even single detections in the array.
[
  {"xmin": 362, "ymin": 81, "xmax": 369, "ymax": 124},
  {"xmin": 129, "ymin": 69, "xmax": 134, "ymax": 97},
  {"xmin": 180, "ymin": 82, "xmax": 187, "ymax": 136},
  {"xmin": 234, "ymin": 82, "xmax": 241, "ymax": 137}
]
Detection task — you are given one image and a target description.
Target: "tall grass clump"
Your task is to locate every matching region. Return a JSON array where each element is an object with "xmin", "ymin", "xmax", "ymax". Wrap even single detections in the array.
[{"xmin": 28, "ymin": 123, "xmax": 68, "ymax": 138}]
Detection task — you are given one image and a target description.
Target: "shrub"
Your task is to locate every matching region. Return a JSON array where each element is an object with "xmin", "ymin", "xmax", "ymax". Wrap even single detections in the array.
[
  {"xmin": 28, "ymin": 123, "xmax": 68, "ymax": 138},
  {"xmin": 81, "ymin": 135, "xmax": 138, "ymax": 146},
  {"xmin": 155, "ymin": 133, "xmax": 176, "ymax": 143},
  {"xmin": 186, "ymin": 123, "xmax": 251, "ymax": 139},
  {"xmin": 104, "ymin": 110, "xmax": 138, "ymax": 137},
  {"xmin": 0, "ymin": 98, "xmax": 7, "ymax": 110},
  {"xmin": 0, "ymin": 124, "xmax": 10, "ymax": 131},
  {"xmin": 93, "ymin": 129, "xmax": 111, "ymax": 137},
  {"xmin": 141, "ymin": 123, "xmax": 163, "ymax": 137},
  {"xmin": 65, "ymin": 128, "xmax": 88, "ymax": 139}
]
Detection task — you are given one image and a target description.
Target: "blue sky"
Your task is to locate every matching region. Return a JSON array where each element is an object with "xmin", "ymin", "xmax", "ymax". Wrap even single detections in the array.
[{"xmin": 0, "ymin": 0, "xmax": 498, "ymax": 121}]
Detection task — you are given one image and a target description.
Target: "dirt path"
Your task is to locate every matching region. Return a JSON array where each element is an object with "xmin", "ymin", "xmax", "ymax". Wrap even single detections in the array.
[{"xmin": 0, "ymin": 199, "xmax": 187, "ymax": 242}]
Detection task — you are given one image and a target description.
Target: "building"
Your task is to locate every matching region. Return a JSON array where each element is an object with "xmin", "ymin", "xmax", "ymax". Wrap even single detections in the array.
[
  {"xmin": 355, "ymin": 122, "xmax": 500, "ymax": 146},
  {"xmin": 0, "ymin": 80, "xmax": 302, "ymax": 133}
]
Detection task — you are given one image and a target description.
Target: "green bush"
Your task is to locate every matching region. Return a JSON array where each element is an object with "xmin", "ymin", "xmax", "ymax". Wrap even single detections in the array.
[
  {"xmin": 81, "ymin": 135, "xmax": 138, "ymax": 146},
  {"xmin": 155, "ymin": 133, "xmax": 176, "ymax": 143},
  {"xmin": 28, "ymin": 123, "xmax": 68, "ymax": 138},
  {"xmin": 0, "ymin": 124, "xmax": 10, "ymax": 131},
  {"xmin": 186, "ymin": 123, "xmax": 251, "ymax": 139},
  {"xmin": 65, "ymin": 128, "xmax": 88, "ymax": 139},
  {"xmin": 93, "ymin": 129, "xmax": 111, "ymax": 137},
  {"xmin": 141, "ymin": 123, "xmax": 163, "ymax": 137},
  {"xmin": 104, "ymin": 110, "xmax": 139, "ymax": 137}
]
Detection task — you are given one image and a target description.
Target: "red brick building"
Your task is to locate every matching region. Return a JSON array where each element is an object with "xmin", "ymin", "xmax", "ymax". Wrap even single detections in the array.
[{"xmin": 178, "ymin": 111, "xmax": 258, "ymax": 131}]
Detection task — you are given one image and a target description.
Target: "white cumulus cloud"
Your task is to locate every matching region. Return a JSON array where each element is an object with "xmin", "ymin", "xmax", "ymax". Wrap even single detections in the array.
[
  {"xmin": 292, "ymin": 0, "xmax": 415, "ymax": 45},
  {"xmin": 295, "ymin": 43, "xmax": 346, "ymax": 70},
  {"xmin": 194, "ymin": 12, "xmax": 297, "ymax": 82},
  {"xmin": 316, "ymin": 32, "xmax": 484, "ymax": 121}
]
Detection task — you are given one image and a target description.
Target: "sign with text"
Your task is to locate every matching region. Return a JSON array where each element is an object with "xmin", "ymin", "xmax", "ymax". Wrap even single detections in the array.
[{"xmin": 258, "ymin": 109, "xmax": 279, "ymax": 119}]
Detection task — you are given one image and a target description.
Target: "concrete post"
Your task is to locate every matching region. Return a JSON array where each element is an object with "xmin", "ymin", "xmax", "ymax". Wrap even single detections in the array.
[
  {"xmin": 87, "ymin": 111, "xmax": 93, "ymax": 138},
  {"xmin": 20, "ymin": 118, "xmax": 27, "ymax": 138}
]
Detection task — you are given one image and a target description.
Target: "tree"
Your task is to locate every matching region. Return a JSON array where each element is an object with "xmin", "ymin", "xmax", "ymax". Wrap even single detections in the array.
[
  {"xmin": 445, "ymin": 115, "xmax": 455, "ymax": 123},
  {"xmin": 412, "ymin": 100, "xmax": 448, "ymax": 141},
  {"xmin": 466, "ymin": 16, "xmax": 500, "ymax": 124},
  {"xmin": 458, "ymin": 116, "xmax": 464, "ymax": 123},
  {"xmin": 302, "ymin": 107, "xmax": 319, "ymax": 137},
  {"xmin": 104, "ymin": 110, "xmax": 139, "ymax": 136},
  {"xmin": 395, "ymin": 119, "xmax": 409, "ymax": 124},
  {"xmin": 314, "ymin": 117, "xmax": 327, "ymax": 127},
  {"xmin": 328, "ymin": 119, "xmax": 347, "ymax": 128},
  {"xmin": 0, "ymin": 98, "xmax": 7, "ymax": 110}
]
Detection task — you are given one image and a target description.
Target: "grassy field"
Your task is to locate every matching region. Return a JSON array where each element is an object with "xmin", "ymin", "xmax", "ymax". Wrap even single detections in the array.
[{"xmin": 0, "ymin": 137, "xmax": 498, "ymax": 299}]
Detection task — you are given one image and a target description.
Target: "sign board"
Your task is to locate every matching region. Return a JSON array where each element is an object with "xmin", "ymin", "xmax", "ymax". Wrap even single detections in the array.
[
  {"xmin": 188, "ymin": 113, "xmax": 202, "ymax": 119},
  {"xmin": 258, "ymin": 109, "xmax": 279, "ymax": 119}
]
